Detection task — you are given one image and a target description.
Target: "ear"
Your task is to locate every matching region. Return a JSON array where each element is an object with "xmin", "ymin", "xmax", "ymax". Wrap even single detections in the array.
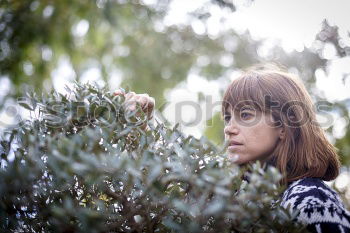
[{"xmin": 278, "ymin": 127, "xmax": 285, "ymax": 140}]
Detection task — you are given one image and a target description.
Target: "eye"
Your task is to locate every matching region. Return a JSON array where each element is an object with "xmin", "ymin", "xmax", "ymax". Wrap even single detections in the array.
[
  {"xmin": 224, "ymin": 114, "xmax": 231, "ymax": 123},
  {"xmin": 241, "ymin": 112, "xmax": 252, "ymax": 120}
]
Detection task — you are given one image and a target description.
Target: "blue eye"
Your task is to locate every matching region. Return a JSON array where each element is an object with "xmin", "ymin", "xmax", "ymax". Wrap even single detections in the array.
[{"xmin": 241, "ymin": 112, "xmax": 252, "ymax": 119}]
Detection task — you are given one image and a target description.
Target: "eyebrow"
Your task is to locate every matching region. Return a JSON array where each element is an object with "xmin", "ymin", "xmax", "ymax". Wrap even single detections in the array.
[
  {"xmin": 224, "ymin": 105, "xmax": 256, "ymax": 115},
  {"xmin": 238, "ymin": 105, "xmax": 256, "ymax": 110},
  {"xmin": 241, "ymin": 107, "xmax": 255, "ymax": 111}
]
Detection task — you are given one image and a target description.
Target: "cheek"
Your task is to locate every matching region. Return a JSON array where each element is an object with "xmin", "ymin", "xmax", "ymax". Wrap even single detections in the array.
[{"xmin": 245, "ymin": 127, "xmax": 279, "ymax": 153}]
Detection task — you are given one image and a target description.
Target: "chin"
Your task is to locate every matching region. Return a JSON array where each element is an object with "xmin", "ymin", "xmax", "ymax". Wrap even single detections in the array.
[{"xmin": 228, "ymin": 154, "xmax": 247, "ymax": 165}]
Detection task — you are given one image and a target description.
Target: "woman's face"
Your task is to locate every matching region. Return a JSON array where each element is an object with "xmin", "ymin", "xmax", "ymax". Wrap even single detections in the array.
[{"xmin": 223, "ymin": 106, "xmax": 284, "ymax": 165}]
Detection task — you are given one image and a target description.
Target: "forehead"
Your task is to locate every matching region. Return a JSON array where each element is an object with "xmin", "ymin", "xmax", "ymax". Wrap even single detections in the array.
[
  {"xmin": 222, "ymin": 91, "xmax": 264, "ymax": 114},
  {"xmin": 222, "ymin": 76, "xmax": 266, "ymax": 114},
  {"xmin": 224, "ymin": 104, "xmax": 257, "ymax": 114}
]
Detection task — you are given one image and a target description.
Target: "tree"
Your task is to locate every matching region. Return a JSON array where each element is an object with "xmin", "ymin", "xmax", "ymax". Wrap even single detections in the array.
[{"xmin": 0, "ymin": 84, "xmax": 306, "ymax": 232}]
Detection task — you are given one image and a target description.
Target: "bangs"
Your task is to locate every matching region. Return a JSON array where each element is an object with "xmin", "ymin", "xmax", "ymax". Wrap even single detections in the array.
[{"xmin": 222, "ymin": 74, "xmax": 267, "ymax": 116}]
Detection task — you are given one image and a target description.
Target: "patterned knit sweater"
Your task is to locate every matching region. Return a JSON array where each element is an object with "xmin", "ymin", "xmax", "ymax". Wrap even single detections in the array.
[{"xmin": 281, "ymin": 177, "xmax": 350, "ymax": 233}]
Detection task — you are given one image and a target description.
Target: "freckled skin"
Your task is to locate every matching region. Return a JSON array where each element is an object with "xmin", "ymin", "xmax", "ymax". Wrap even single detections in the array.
[{"xmin": 224, "ymin": 109, "xmax": 283, "ymax": 165}]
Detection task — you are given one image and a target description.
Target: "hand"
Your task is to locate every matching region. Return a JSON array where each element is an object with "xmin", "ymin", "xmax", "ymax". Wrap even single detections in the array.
[{"xmin": 114, "ymin": 89, "xmax": 155, "ymax": 129}]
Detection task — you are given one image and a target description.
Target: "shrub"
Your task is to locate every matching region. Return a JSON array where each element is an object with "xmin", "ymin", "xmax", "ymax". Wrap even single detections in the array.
[{"xmin": 0, "ymin": 84, "xmax": 306, "ymax": 232}]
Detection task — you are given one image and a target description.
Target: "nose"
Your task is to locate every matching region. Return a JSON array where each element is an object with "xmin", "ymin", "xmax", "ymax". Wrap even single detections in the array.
[{"xmin": 224, "ymin": 120, "xmax": 239, "ymax": 136}]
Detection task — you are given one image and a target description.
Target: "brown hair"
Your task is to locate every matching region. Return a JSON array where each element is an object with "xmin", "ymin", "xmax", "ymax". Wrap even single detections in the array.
[{"xmin": 222, "ymin": 64, "xmax": 341, "ymax": 185}]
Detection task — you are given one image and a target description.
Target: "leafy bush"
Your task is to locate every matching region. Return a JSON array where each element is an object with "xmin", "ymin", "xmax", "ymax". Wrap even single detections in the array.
[{"xmin": 0, "ymin": 84, "xmax": 306, "ymax": 232}]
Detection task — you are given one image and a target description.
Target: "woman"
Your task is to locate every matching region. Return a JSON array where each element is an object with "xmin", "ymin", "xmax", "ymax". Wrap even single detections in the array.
[
  {"xmin": 221, "ymin": 66, "xmax": 350, "ymax": 232},
  {"xmin": 114, "ymin": 65, "xmax": 350, "ymax": 232}
]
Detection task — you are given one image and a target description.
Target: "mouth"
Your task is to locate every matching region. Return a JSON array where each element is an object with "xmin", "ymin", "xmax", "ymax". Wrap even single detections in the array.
[
  {"xmin": 229, "ymin": 141, "xmax": 243, "ymax": 146},
  {"xmin": 227, "ymin": 141, "xmax": 243, "ymax": 151}
]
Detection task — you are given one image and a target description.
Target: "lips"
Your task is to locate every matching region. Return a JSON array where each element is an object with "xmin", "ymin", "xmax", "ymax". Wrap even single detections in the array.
[
  {"xmin": 227, "ymin": 140, "xmax": 243, "ymax": 152},
  {"xmin": 229, "ymin": 140, "xmax": 243, "ymax": 146}
]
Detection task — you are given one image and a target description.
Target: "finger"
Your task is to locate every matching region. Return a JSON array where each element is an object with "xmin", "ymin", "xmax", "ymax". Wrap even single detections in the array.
[
  {"xmin": 140, "ymin": 97, "xmax": 155, "ymax": 119},
  {"xmin": 123, "ymin": 93, "xmax": 155, "ymax": 118},
  {"xmin": 147, "ymin": 97, "xmax": 155, "ymax": 108},
  {"xmin": 124, "ymin": 92, "xmax": 136, "ymax": 111},
  {"xmin": 137, "ymin": 94, "xmax": 154, "ymax": 107},
  {"xmin": 113, "ymin": 89, "xmax": 125, "ymax": 96},
  {"xmin": 125, "ymin": 92, "xmax": 136, "ymax": 101},
  {"xmin": 127, "ymin": 94, "xmax": 148, "ymax": 109},
  {"xmin": 125, "ymin": 95, "xmax": 138, "ymax": 111},
  {"xmin": 138, "ymin": 95, "xmax": 150, "ymax": 109}
]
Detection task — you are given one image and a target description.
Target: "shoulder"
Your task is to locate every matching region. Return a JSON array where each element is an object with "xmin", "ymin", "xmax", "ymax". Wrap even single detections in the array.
[
  {"xmin": 281, "ymin": 177, "xmax": 350, "ymax": 233},
  {"xmin": 281, "ymin": 177, "xmax": 345, "ymax": 209}
]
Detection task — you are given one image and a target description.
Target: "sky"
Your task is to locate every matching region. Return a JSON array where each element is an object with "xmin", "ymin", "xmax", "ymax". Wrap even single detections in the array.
[{"xmin": 165, "ymin": 0, "xmax": 350, "ymax": 51}]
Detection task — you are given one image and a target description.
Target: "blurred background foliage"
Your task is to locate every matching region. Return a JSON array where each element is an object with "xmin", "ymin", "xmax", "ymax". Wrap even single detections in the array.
[{"xmin": 0, "ymin": 0, "xmax": 349, "ymax": 189}]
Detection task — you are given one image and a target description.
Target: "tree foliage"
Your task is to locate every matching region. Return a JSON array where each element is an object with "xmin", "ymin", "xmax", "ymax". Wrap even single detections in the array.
[
  {"xmin": 0, "ymin": 0, "xmax": 246, "ymax": 100},
  {"xmin": 0, "ymin": 84, "xmax": 307, "ymax": 232},
  {"xmin": 2, "ymin": 1, "xmax": 349, "ymax": 166}
]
